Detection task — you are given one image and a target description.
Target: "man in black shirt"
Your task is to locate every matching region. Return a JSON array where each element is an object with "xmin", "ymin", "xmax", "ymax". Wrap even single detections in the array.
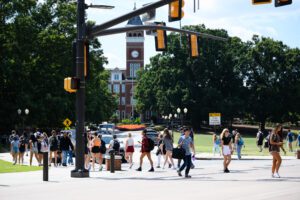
[{"xmin": 59, "ymin": 132, "xmax": 74, "ymax": 166}]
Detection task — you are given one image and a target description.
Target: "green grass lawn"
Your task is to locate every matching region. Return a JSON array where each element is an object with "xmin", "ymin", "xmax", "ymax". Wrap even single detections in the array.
[
  {"xmin": 0, "ymin": 159, "xmax": 42, "ymax": 173},
  {"xmin": 173, "ymin": 131, "xmax": 296, "ymax": 156}
]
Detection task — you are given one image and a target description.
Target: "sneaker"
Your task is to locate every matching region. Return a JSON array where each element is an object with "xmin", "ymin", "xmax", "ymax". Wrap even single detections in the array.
[
  {"xmin": 148, "ymin": 167, "xmax": 154, "ymax": 172},
  {"xmin": 274, "ymin": 173, "xmax": 280, "ymax": 178},
  {"xmin": 224, "ymin": 168, "xmax": 230, "ymax": 173},
  {"xmin": 177, "ymin": 170, "xmax": 182, "ymax": 177},
  {"xmin": 191, "ymin": 164, "xmax": 195, "ymax": 169},
  {"xmin": 169, "ymin": 164, "xmax": 172, "ymax": 168},
  {"xmin": 185, "ymin": 175, "xmax": 192, "ymax": 178},
  {"xmin": 136, "ymin": 167, "xmax": 142, "ymax": 171}
]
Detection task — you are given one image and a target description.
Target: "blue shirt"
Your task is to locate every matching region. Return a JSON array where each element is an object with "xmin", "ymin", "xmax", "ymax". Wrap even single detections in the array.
[
  {"xmin": 287, "ymin": 132, "xmax": 293, "ymax": 143},
  {"xmin": 178, "ymin": 136, "xmax": 193, "ymax": 156},
  {"xmin": 298, "ymin": 135, "xmax": 300, "ymax": 147}
]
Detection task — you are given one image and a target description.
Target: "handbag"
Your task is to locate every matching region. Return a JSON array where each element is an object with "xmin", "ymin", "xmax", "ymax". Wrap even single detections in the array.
[{"xmin": 172, "ymin": 147, "xmax": 185, "ymax": 159}]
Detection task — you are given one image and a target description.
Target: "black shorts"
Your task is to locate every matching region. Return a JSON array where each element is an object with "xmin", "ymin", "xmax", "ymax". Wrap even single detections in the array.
[
  {"xmin": 91, "ymin": 146, "xmax": 100, "ymax": 153},
  {"xmin": 50, "ymin": 146, "xmax": 58, "ymax": 151}
]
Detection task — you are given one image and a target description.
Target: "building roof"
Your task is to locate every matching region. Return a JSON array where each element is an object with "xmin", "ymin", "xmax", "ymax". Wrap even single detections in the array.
[{"xmin": 127, "ymin": 5, "xmax": 143, "ymax": 26}]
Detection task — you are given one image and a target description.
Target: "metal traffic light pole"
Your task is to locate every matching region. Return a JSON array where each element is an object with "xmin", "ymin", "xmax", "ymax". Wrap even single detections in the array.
[{"xmin": 71, "ymin": 0, "xmax": 88, "ymax": 178}]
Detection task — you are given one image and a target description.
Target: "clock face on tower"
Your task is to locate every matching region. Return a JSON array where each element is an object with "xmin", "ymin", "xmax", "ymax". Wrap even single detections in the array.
[{"xmin": 131, "ymin": 50, "xmax": 139, "ymax": 58}]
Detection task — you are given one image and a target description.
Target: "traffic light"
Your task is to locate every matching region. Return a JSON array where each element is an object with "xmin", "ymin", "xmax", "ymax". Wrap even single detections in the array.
[
  {"xmin": 155, "ymin": 22, "xmax": 167, "ymax": 51},
  {"xmin": 64, "ymin": 77, "xmax": 79, "ymax": 93},
  {"xmin": 275, "ymin": 0, "xmax": 292, "ymax": 7},
  {"xmin": 252, "ymin": 0, "xmax": 271, "ymax": 5},
  {"xmin": 189, "ymin": 34, "xmax": 199, "ymax": 57},
  {"xmin": 72, "ymin": 41, "xmax": 89, "ymax": 78},
  {"xmin": 169, "ymin": 0, "xmax": 185, "ymax": 22},
  {"xmin": 84, "ymin": 41, "xmax": 89, "ymax": 78}
]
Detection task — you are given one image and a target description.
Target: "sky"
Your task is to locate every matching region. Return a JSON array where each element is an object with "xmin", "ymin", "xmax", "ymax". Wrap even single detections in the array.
[{"xmin": 85, "ymin": 0, "xmax": 300, "ymax": 69}]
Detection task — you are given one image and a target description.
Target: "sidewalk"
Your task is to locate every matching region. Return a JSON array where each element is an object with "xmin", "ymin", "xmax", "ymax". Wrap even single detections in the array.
[{"xmin": 195, "ymin": 153, "xmax": 297, "ymax": 160}]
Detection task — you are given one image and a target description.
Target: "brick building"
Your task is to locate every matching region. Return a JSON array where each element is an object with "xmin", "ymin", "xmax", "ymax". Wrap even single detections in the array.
[{"xmin": 107, "ymin": 13, "xmax": 148, "ymax": 121}]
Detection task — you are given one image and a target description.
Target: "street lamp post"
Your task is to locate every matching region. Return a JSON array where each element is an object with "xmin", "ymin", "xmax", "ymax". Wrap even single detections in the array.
[
  {"xmin": 17, "ymin": 109, "xmax": 29, "ymax": 133},
  {"xmin": 177, "ymin": 107, "xmax": 182, "ymax": 126},
  {"xmin": 183, "ymin": 107, "xmax": 188, "ymax": 125}
]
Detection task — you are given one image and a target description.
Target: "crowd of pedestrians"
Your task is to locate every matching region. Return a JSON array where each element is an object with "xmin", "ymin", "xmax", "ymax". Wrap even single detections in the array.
[
  {"xmin": 8, "ymin": 125, "xmax": 299, "ymax": 179},
  {"xmin": 9, "ymin": 129, "xmax": 74, "ymax": 166}
]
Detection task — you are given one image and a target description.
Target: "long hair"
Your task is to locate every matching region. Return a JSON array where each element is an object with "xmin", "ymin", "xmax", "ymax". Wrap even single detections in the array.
[
  {"xmin": 163, "ymin": 128, "xmax": 172, "ymax": 141},
  {"xmin": 220, "ymin": 128, "xmax": 229, "ymax": 140},
  {"xmin": 273, "ymin": 124, "xmax": 283, "ymax": 138}
]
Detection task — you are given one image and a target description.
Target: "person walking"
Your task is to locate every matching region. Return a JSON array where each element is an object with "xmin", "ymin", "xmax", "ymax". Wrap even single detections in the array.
[
  {"xmin": 10, "ymin": 136, "xmax": 19, "ymax": 165},
  {"xmin": 256, "ymin": 129, "xmax": 264, "ymax": 152},
  {"xmin": 125, "ymin": 133, "xmax": 134, "ymax": 169},
  {"xmin": 48, "ymin": 130, "xmax": 59, "ymax": 166},
  {"xmin": 296, "ymin": 132, "xmax": 300, "ymax": 149},
  {"xmin": 286, "ymin": 129, "xmax": 294, "ymax": 152},
  {"xmin": 29, "ymin": 132, "xmax": 40, "ymax": 166},
  {"xmin": 59, "ymin": 132, "xmax": 74, "ymax": 167},
  {"xmin": 156, "ymin": 134, "xmax": 164, "ymax": 168},
  {"xmin": 91, "ymin": 132, "xmax": 101, "ymax": 171},
  {"xmin": 98, "ymin": 134, "xmax": 106, "ymax": 170},
  {"xmin": 67, "ymin": 132, "xmax": 74, "ymax": 165},
  {"xmin": 235, "ymin": 132, "xmax": 244, "ymax": 160},
  {"xmin": 269, "ymin": 124, "xmax": 284, "ymax": 178},
  {"xmin": 84, "ymin": 131, "xmax": 92, "ymax": 170},
  {"xmin": 136, "ymin": 129, "xmax": 154, "ymax": 172},
  {"xmin": 161, "ymin": 128, "xmax": 176, "ymax": 169},
  {"xmin": 212, "ymin": 133, "xmax": 221, "ymax": 156},
  {"xmin": 18, "ymin": 135, "xmax": 27, "ymax": 165},
  {"xmin": 177, "ymin": 128, "xmax": 195, "ymax": 178},
  {"xmin": 221, "ymin": 128, "xmax": 233, "ymax": 173}
]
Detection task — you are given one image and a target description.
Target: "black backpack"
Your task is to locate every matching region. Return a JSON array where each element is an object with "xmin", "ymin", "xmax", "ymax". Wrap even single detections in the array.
[
  {"xmin": 147, "ymin": 138, "xmax": 155, "ymax": 151},
  {"xmin": 113, "ymin": 139, "xmax": 120, "ymax": 152}
]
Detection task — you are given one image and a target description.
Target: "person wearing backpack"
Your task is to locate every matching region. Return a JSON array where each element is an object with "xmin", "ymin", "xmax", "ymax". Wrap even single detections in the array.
[
  {"xmin": 235, "ymin": 132, "xmax": 244, "ymax": 160},
  {"xmin": 48, "ymin": 130, "xmax": 59, "ymax": 167},
  {"xmin": 109, "ymin": 135, "xmax": 120, "ymax": 153},
  {"xmin": 136, "ymin": 129, "xmax": 154, "ymax": 172}
]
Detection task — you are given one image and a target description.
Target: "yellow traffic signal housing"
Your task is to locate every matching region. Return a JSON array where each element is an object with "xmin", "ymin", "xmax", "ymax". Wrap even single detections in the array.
[
  {"xmin": 169, "ymin": 0, "xmax": 184, "ymax": 22},
  {"xmin": 84, "ymin": 41, "xmax": 89, "ymax": 78},
  {"xmin": 72, "ymin": 41, "xmax": 89, "ymax": 78},
  {"xmin": 275, "ymin": 0, "xmax": 292, "ymax": 7},
  {"xmin": 189, "ymin": 34, "xmax": 199, "ymax": 57},
  {"xmin": 155, "ymin": 22, "xmax": 167, "ymax": 51},
  {"xmin": 252, "ymin": 0, "xmax": 272, "ymax": 5},
  {"xmin": 64, "ymin": 77, "xmax": 79, "ymax": 93}
]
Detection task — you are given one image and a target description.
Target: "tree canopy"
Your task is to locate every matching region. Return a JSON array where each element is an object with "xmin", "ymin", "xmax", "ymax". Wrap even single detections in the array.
[
  {"xmin": 135, "ymin": 24, "xmax": 300, "ymax": 129},
  {"xmin": 0, "ymin": 0, "xmax": 116, "ymax": 132}
]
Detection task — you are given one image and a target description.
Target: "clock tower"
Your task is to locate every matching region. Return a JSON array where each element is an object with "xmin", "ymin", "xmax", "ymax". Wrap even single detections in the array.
[{"xmin": 125, "ymin": 11, "xmax": 144, "ymax": 118}]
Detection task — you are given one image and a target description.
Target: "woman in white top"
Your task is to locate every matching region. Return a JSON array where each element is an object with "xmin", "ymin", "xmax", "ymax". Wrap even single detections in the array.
[{"xmin": 125, "ymin": 133, "xmax": 135, "ymax": 168}]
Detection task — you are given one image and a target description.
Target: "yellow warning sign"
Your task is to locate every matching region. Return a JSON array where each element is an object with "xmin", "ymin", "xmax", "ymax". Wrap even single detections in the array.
[{"xmin": 63, "ymin": 118, "xmax": 72, "ymax": 127}]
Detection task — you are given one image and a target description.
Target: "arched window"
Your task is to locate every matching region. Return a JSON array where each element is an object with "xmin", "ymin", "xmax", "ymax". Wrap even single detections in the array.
[{"xmin": 128, "ymin": 33, "xmax": 132, "ymax": 37}]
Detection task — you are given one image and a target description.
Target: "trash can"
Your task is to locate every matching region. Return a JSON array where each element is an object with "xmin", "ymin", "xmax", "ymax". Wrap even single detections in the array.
[
  {"xmin": 297, "ymin": 149, "xmax": 300, "ymax": 159},
  {"xmin": 105, "ymin": 155, "xmax": 122, "ymax": 171}
]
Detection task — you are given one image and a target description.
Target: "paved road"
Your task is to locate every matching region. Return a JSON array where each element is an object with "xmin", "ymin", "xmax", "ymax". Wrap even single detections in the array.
[{"xmin": 0, "ymin": 130, "xmax": 299, "ymax": 200}]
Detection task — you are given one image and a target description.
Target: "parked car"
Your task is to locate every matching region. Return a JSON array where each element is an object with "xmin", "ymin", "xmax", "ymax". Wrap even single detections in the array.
[
  {"xmin": 100, "ymin": 134, "xmax": 126, "ymax": 163},
  {"xmin": 98, "ymin": 123, "xmax": 115, "ymax": 134},
  {"xmin": 144, "ymin": 128, "xmax": 159, "ymax": 145}
]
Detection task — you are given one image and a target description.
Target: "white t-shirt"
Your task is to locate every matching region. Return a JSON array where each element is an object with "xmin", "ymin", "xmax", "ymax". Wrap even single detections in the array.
[{"xmin": 127, "ymin": 138, "xmax": 134, "ymax": 146}]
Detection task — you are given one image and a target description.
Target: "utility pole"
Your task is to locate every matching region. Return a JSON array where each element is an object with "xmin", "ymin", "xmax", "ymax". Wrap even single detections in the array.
[{"xmin": 71, "ymin": 0, "xmax": 89, "ymax": 178}]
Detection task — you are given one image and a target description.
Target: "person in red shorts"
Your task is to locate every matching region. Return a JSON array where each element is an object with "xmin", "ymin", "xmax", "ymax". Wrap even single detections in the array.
[
  {"xmin": 136, "ymin": 129, "xmax": 154, "ymax": 172},
  {"xmin": 125, "ymin": 133, "xmax": 135, "ymax": 169}
]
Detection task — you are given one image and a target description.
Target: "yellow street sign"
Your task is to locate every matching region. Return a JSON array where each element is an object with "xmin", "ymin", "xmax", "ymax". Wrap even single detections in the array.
[
  {"xmin": 209, "ymin": 113, "xmax": 221, "ymax": 117},
  {"xmin": 63, "ymin": 118, "xmax": 72, "ymax": 127}
]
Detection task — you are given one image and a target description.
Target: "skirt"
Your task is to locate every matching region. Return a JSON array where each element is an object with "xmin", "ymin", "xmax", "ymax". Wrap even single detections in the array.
[
  {"xmin": 126, "ymin": 146, "xmax": 134, "ymax": 153},
  {"xmin": 91, "ymin": 146, "xmax": 100, "ymax": 153},
  {"xmin": 223, "ymin": 145, "xmax": 231, "ymax": 156}
]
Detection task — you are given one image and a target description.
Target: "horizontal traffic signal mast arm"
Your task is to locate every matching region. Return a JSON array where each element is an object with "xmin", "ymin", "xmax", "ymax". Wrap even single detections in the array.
[
  {"xmin": 88, "ymin": 0, "xmax": 179, "ymax": 37},
  {"xmin": 89, "ymin": 25, "xmax": 228, "ymax": 42}
]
